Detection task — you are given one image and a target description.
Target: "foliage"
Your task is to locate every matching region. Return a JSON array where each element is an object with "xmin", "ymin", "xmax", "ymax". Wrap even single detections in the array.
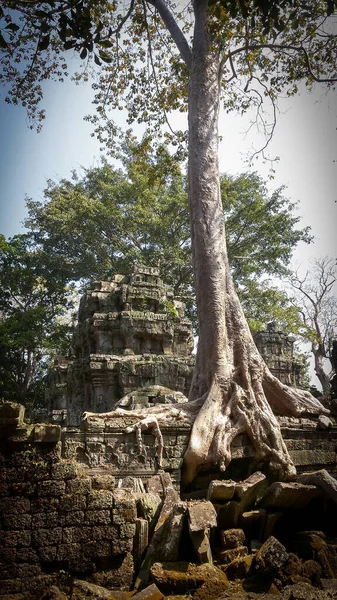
[
  {"xmin": 25, "ymin": 145, "xmax": 311, "ymax": 332},
  {"xmin": 1, "ymin": 0, "xmax": 336, "ymax": 156},
  {"xmin": 0, "ymin": 234, "xmax": 74, "ymax": 412}
]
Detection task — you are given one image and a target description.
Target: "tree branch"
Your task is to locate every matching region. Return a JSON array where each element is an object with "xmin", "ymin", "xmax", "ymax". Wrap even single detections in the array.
[{"xmin": 146, "ymin": 0, "xmax": 192, "ymax": 71}]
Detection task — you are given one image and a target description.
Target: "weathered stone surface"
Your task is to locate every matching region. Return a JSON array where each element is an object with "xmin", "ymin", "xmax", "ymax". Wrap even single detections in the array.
[
  {"xmin": 282, "ymin": 582, "xmax": 337, "ymax": 600},
  {"xmin": 135, "ymin": 487, "xmax": 184, "ymax": 588},
  {"xmin": 147, "ymin": 472, "xmax": 173, "ymax": 496},
  {"xmin": 225, "ymin": 554, "xmax": 254, "ymax": 580},
  {"xmin": 189, "ymin": 528, "xmax": 213, "ymax": 564},
  {"xmin": 316, "ymin": 545, "xmax": 337, "ymax": 578},
  {"xmin": 137, "ymin": 493, "xmax": 162, "ymax": 530},
  {"xmin": 39, "ymin": 586, "xmax": 68, "ymax": 600},
  {"xmin": 33, "ymin": 424, "xmax": 61, "ymax": 443},
  {"xmin": 301, "ymin": 559, "xmax": 322, "ymax": 584},
  {"xmin": 92, "ymin": 474, "xmax": 116, "ymax": 491},
  {"xmin": 297, "ymin": 469, "xmax": 337, "ymax": 505},
  {"xmin": 321, "ymin": 579, "xmax": 337, "ymax": 592},
  {"xmin": 72, "ymin": 579, "xmax": 117, "ymax": 599},
  {"xmin": 216, "ymin": 501, "xmax": 242, "ymax": 529},
  {"xmin": 207, "ymin": 480, "xmax": 236, "ymax": 502},
  {"xmin": 131, "ymin": 584, "xmax": 164, "ymax": 600},
  {"xmin": 217, "ymin": 546, "xmax": 248, "ymax": 565},
  {"xmin": 89, "ymin": 553, "xmax": 134, "ymax": 591},
  {"xmin": 0, "ymin": 400, "xmax": 25, "ymax": 425},
  {"xmin": 259, "ymin": 481, "xmax": 319, "ymax": 509},
  {"xmin": 235, "ymin": 472, "xmax": 267, "ymax": 510},
  {"xmin": 188, "ymin": 500, "xmax": 217, "ymax": 532},
  {"xmin": 255, "ymin": 536, "xmax": 289, "ymax": 573},
  {"xmin": 134, "ymin": 518, "xmax": 149, "ymax": 564},
  {"xmin": 220, "ymin": 528, "xmax": 245, "ymax": 550},
  {"xmin": 317, "ymin": 415, "xmax": 332, "ymax": 430},
  {"xmin": 290, "ymin": 531, "xmax": 327, "ymax": 559},
  {"xmin": 149, "ymin": 561, "xmax": 228, "ymax": 594}
]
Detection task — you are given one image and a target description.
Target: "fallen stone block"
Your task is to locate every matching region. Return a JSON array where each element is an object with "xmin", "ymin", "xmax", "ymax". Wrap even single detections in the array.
[
  {"xmin": 207, "ymin": 479, "xmax": 236, "ymax": 502},
  {"xmin": 216, "ymin": 500, "xmax": 242, "ymax": 529},
  {"xmin": 137, "ymin": 493, "xmax": 162, "ymax": 531},
  {"xmin": 301, "ymin": 559, "xmax": 322, "ymax": 584},
  {"xmin": 0, "ymin": 400, "xmax": 25, "ymax": 426},
  {"xmin": 188, "ymin": 500, "xmax": 217, "ymax": 532},
  {"xmin": 220, "ymin": 528, "xmax": 245, "ymax": 550},
  {"xmin": 131, "ymin": 583, "xmax": 164, "ymax": 600},
  {"xmin": 290, "ymin": 531, "xmax": 327, "ymax": 559},
  {"xmin": 33, "ymin": 424, "xmax": 61, "ymax": 443},
  {"xmin": 134, "ymin": 518, "xmax": 149, "ymax": 565},
  {"xmin": 147, "ymin": 472, "xmax": 173, "ymax": 496},
  {"xmin": 225, "ymin": 554, "xmax": 254, "ymax": 580},
  {"xmin": 317, "ymin": 415, "xmax": 332, "ymax": 429},
  {"xmin": 39, "ymin": 586, "xmax": 68, "ymax": 600},
  {"xmin": 189, "ymin": 528, "xmax": 213, "ymax": 564},
  {"xmin": 72, "ymin": 579, "xmax": 118, "ymax": 599},
  {"xmin": 316, "ymin": 545, "xmax": 337, "ymax": 578},
  {"xmin": 235, "ymin": 472, "xmax": 266, "ymax": 510},
  {"xmin": 297, "ymin": 469, "xmax": 337, "ymax": 505},
  {"xmin": 259, "ymin": 481, "xmax": 319, "ymax": 510},
  {"xmin": 149, "ymin": 561, "xmax": 228, "ymax": 595},
  {"xmin": 255, "ymin": 536, "xmax": 289, "ymax": 573},
  {"xmin": 135, "ymin": 488, "xmax": 186, "ymax": 589},
  {"xmin": 217, "ymin": 545, "xmax": 248, "ymax": 565}
]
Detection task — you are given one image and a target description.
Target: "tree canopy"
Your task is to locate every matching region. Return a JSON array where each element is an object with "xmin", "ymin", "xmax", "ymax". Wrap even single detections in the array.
[
  {"xmin": 0, "ymin": 234, "xmax": 74, "ymax": 414},
  {"xmin": 24, "ymin": 147, "xmax": 312, "ymax": 332}
]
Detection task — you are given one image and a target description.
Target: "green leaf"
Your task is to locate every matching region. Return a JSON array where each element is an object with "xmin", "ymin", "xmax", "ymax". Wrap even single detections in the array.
[
  {"xmin": 0, "ymin": 33, "xmax": 7, "ymax": 49},
  {"xmin": 38, "ymin": 35, "xmax": 50, "ymax": 51}
]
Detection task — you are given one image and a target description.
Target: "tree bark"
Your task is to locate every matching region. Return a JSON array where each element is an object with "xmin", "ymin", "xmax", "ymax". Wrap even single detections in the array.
[{"xmin": 181, "ymin": 0, "xmax": 328, "ymax": 485}]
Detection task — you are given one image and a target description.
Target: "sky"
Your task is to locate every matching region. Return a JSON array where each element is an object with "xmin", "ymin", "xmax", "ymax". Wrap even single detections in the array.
[{"xmin": 0, "ymin": 53, "xmax": 336, "ymax": 387}]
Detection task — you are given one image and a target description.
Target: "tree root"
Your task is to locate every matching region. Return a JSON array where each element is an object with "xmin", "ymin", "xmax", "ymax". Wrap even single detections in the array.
[
  {"xmin": 125, "ymin": 416, "xmax": 164, "ymax": 468},
  {"xmin": 82, "ymin": 359, "xmax": 328, "ymax": 487}
]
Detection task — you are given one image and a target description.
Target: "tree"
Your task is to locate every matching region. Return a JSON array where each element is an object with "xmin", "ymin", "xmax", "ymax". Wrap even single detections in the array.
[
  {"xmin": 25, "ymin": 149, "xmax": 312, "ymax": 332},
  {"xmin": 0, "ymin": 234, "xmax": 74, "ymax": 414},
  {"xmin": 290, "ymin": 257, "xmax": 337, "ymax": 395},
  {"xmin": 1, "ymin": 0, "xmax": 335, "ymax": 484}
]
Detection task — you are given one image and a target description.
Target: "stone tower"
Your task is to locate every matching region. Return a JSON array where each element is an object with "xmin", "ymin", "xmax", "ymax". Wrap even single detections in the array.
[
  {"xmin": 253, "ymin": 321, "xmax": 304, "ymax": 387},
  {"xmin": 46, "ymin": 265, "xmax": 194, "ymax": 427}
]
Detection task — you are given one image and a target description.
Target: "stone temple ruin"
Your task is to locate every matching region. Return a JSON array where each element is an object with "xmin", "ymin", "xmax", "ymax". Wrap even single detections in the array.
[
  {"xmin": 45, "ymin": 265, "xmax": 304, "ymax": 429},
  {"xmin": 1, "ymin": 265, "xmax": 337, "ymax": 600},
  {"xmin": 40, "ymin": 265, "xmax": 337, "ymax": 489},
  {"xmin": 45, "ymin": 265, "xmax": 194, "ymax": 428}
]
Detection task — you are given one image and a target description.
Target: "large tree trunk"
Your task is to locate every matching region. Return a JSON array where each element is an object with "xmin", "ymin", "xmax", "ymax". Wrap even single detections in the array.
[
  {"xmin": 83, "ymin": 0, "xmax": 329, "ymax": 488},
  {"xmin": 181, "ymin": 0, "xmax": 328, "ymax": 485}
]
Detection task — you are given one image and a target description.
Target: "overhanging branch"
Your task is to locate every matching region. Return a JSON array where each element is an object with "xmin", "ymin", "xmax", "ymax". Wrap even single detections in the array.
[{"xmin": 146, "ymin": 0, "xmax": 192, "ymax": 71}]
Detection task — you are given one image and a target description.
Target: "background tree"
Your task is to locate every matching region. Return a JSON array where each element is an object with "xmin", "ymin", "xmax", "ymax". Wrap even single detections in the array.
[
  {"xmin": 290, "ymin": 257, "xmax": 337, "ymax": 395},
  {"xmin": 0, "ymin": 234, "xmax": 74, "ymax": 414},
  {"xmin": 25, "ymin": 146, "xmax": 312, "ymax": 332},
  {"xmin": 1, "ymin": 0, "xmax": 335, "ymax": 483}
]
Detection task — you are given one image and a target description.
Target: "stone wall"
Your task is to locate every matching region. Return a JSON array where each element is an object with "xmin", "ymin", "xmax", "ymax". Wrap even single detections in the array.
[
  {"xmin": 0, "ymin": 403, "xmax": 138, "ymax": 600},
  {"xmin": 1, "ymin": 401, "xmax": 337, "ymax": 600}
]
